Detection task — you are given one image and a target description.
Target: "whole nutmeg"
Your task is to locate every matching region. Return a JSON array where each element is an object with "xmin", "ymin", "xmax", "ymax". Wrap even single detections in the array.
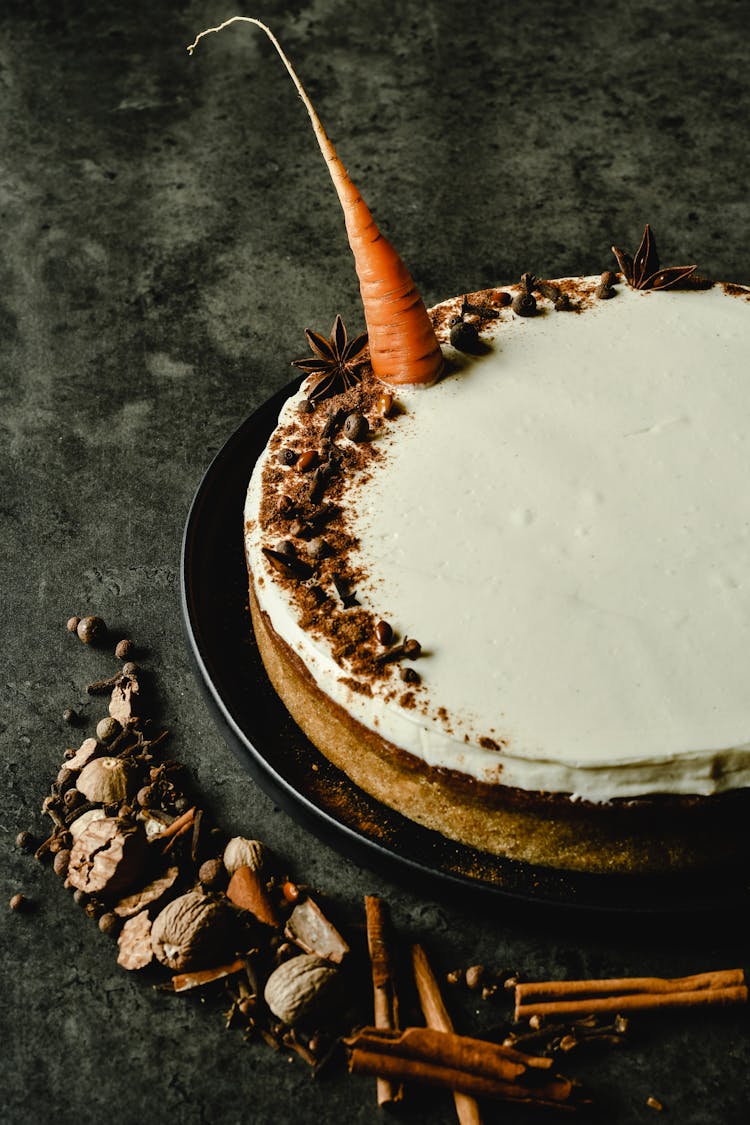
[
  {"xmin": 76, "ymin": 757, "xmax": 138, "ymax": 804},
  {"xmin": 68, "ymin": 807, "xmax": 107, "ymax": 840},
  {"xmin": 150, "ymin": 890, "xmax": 231, "ymax": 971},
  {"xmin": 77, "ymin": 615, "xmax": 107, "ymax": 645},
  {"xmin": 223, "ymin": 837, "xmax": 269, "ymax": 876},
  {"xmin": 264, "ymin": 954, "xmax": 338, "ymax": 1026},
  {"xmin": 67, "ymin": 817, "xmax": 147, "ymax": 896},
  {"xmin": 96, "ymin": 716, "xmax": 122, "ymax": 744}
]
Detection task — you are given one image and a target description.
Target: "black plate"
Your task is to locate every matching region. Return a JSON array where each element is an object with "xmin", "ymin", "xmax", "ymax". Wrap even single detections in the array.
[{"xmin": 181, "ymin": 379, "xmax": 749, "ymax": 916}]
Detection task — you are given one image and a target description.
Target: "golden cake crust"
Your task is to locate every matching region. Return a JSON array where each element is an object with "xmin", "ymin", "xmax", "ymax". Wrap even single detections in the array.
[{"xmin": 249, "ymin": 577, "xmax": 749, "ymax": 876}]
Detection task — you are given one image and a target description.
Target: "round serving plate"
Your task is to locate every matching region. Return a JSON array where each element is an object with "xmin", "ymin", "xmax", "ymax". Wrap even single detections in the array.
[{"xmin": 181, "ymin": 379, "xmax": 749, "ymax": 918}]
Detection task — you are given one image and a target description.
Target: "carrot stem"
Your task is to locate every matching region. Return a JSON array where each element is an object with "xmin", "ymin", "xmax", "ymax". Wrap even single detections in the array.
[{"xmin": 187, "ymin": 16, "xmax": 443, "ymax": 387}]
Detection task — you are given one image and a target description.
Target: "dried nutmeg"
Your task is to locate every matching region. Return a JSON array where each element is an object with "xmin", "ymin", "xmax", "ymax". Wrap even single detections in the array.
[
  {"xmin": 76, "ymin": 757, "xmax": 138, "ymax": 805},
  {"xmin": 67, "ymin": 817, "xmax": 147, "ymax": 896},
  {"xmin": 150, "ymin": 890, "xmax": 231, "ymax": 971},
  {"xmin": 223, "ymin": 836, "xmax": 269, "ymax": 876},
  {"xmin": 77, "ymin": 615, "xmax": 106, "ymax": 645},
  {"xmin": 264, "ymin": 953, "xmax": 338, "ymax": 1027},
  {"xmin": 117, "ymin": 910, "xmax": 154, "ymax": 970}
]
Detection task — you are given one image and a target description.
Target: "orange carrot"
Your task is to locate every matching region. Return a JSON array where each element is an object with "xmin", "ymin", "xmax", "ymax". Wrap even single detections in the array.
[{"xmin": 187, "ymin": 16, "xmax": 443, "ymax": 387}]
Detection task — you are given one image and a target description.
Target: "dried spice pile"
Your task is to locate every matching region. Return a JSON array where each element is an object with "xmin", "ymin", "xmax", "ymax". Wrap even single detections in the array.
[{"xmin": 14, "ymin": 613, "xmax": 746, "ymax": 1120}]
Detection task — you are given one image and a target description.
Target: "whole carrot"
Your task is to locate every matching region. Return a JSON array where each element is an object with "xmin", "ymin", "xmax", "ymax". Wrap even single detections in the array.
[{"xmin": 188, "ymin": 16, "xmax": 443, "ymax": 387}]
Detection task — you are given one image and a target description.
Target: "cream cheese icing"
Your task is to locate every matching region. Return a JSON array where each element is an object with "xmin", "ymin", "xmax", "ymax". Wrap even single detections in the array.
[{"xmin": 245, "ymin": 278, "xmax": 750, "ymax": 802}]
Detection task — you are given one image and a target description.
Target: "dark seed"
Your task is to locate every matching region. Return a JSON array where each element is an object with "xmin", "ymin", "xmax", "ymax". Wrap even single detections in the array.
[
  {"xmin": 402, "ymin": 637, "xmax": 422, "ymax": 659},
  {"xmin": 343, "ymin": 413, "xmax": 369, "ymax": 442},
  {"xmin": 15, "ymin": 831, "xmax": 36, "ymax": 852},
  {"xmin": 512, "ymin": 292, "xmax": 537, "ymax": 317},
  {"xmin": 400, "ymin": 667, "xmax": 420, "ymax": 684},
  {"xmin": 98, "ymin": 912, "xmax": 120, "ymax": 937},
  {"xmin": 449, "ymin": 320, "xmax": 481, "ymax": 353},
  {"xmin": 63, "ymin": 789, "xmax": 82, "ymax": 810},
  {"xmin": 274, "ymin": 540, "xmax": 296, "ymax": 558},
  {"xmin": 121, "ymin": 662, "xmax": 139, "ymax": 677},
  {"xmin": 62, "ymin": 708, "xmax": 78, "ymax": 725},
  {"xmin": 277, "ymin": 447, "xmax": 298, "ymax": 466},
  {"xmin": 375, "ymin": 620, "xmax": 393, "ymax": 645}
]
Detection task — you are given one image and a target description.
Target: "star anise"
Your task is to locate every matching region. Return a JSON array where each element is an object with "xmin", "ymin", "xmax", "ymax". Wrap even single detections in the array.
[
  {"xmin": 292, "ymin": 315, "xmax": 368, "ymax": 401},
  {"xmin": 611, "ymin": 225, "xmax": 697, "ymax": 291}
]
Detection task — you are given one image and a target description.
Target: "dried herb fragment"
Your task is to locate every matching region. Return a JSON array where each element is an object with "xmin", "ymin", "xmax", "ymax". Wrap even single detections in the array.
[
  {"xmin": 611, "ymin": 225, "xmax": 698, "ymax": 290},
  {"xmin": 261, "ymin": 546, "xmax": 314, "ymax": 581},
  {"xmin": 292, "ymin": 315, "xmax": 368, "ymax": 401}
]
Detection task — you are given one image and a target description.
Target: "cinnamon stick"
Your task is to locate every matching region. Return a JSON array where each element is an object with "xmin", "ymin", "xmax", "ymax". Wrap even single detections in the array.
[
  {"xmin": 364, "ymin": 895, "xmax": 402, "ymax": 1106},
  {"xmin": 412, "ymin": 943, "xmax": 484, "ymax": 1125},
  {"xmin": 514, "ymin": 968, "xmax": 747, "ymax": 1021},
  {"xmin": 516, "ymin": 986, "xmax": 748, "ymax": 1022},
  {"xmin": 170, "ymin": 958, "xmax": 246, "ymax": 992},
  {"xmin": 150, "ymin": 806, "xmax": 196, "ymax": 842},
  {"xmin": 344, "ymin": 1027, "xmax": 580, "ymax": 1110},
  {"xmin": 516, "ymin": 968, "xmax": 745, "ymax": 1005}
]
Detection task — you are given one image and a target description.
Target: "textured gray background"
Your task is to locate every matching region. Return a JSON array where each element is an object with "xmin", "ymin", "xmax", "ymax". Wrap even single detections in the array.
[{"xmin": 2, "ymin": 1, "xmax": 749, "ymax": 1123}]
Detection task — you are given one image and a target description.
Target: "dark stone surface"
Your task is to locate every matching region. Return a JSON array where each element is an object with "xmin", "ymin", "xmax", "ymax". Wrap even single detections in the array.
[{"xmin": 1, "ymin": 2, "xmax": 748, "ymax": 1123}]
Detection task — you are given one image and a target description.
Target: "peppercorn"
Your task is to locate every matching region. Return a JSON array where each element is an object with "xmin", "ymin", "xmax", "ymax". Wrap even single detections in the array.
[
  {"xmin": 53, "ymin": 849, "xmax": 71, "ymax": 878},
  {"xmin": 98, "ymin": 912, "xmax": 120, "ymax": 938},
  {"xmin": 16, "ymin": 830, "xmax": 36, "ymax": 852},
  {"xmin": 297, "ymin": 399, "xmax": 314, "ymax": 415},
  {"xmin": 96, "ymin": 716, "xmax": 121, "ymax": 743},
  {"xmin": 277, "ymin": 447, "xmax": 298, "ymax": 466},
  {"xmin": 66, "ymin": 615, "xmax": 81, "ymax": 633},
  {"xmin": 343, "ymin": 412, "xmax": 369, "ymax": 442},
  {"xmin": 402, "ymin": 637, "xmax": 422, "ymax": 659},
  {"xmin": 449, "ymin": 320, "xmax": 481, "ymax": 353},
  {"xmin": 115, "ymin": 638, "xmax": 134, "ymax": 661},
  {"xmin": 512, "ymin": 291, "xmax": 537, "ymax": 317},
  {"xmin": 400, "ymin": 667, "xmax": 420, "ymax": 684},
  {"xmin": 121, "ymin": 662, "xmax": 139, "ymax": 677},
  {"xmin": 77, "ymin": 615, "xmax": 106, "ymax": 645},
  {"xmin": 62, "ymin": 708, "xmax": 78, "ymax": 725},
  {"xmin": 63, "ymin": 788, "xmax": 82, "ymax": 811},
  {"xmin": 305, "ymin": 538, "xmax": 328, "ymax": 561},
  {"xmin": 9, "ymin": 893, "xmax": 29, "ymax": 912}
]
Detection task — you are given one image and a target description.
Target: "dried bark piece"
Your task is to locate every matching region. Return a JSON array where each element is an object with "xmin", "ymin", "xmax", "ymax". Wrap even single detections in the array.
[
  {"xmin": 169, "ymin": 958, "xmax": 247, "ymax": 993},
  {"xmin": 114, "ymin": 865, "xmax": 180, "ymax": 918},
  {"xmin": 117, "ymin": 910, "xmax": 154, "ymax": 971},
  {"xmin": 67, "ymin": 818, "xmax": 148, "ymax": 896},
  {"xmin": 285, "ymin": 898, "xmax": 349, "ymax": 964},
  {"xmin": 226, "ymin": 865, "xmax": 280, "ymax": 927},
  {"xmin": 65, "ymin": 738, "xmax": 102, "ymax": 772},
  {"xmin": 109, "ymin": 676, "xmax": 140, "ymax": 725},
  {"xmin": 68, "ymin": 807, "xmax": 107, "ymax": 840},
  {"xmin": 150, "ymin": 890, "xmax": 231, "ymax": 971}
]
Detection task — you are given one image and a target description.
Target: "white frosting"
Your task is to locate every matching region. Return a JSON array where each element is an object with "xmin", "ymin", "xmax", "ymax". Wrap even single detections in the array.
[{"xmin": 246, "ymin": 279, "xmax": 750, "ymax": 801}]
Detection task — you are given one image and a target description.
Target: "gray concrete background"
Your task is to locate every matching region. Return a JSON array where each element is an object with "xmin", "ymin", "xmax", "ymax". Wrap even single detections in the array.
[{"xmin": 1, "ymin": 1, "xmax": 749, "ymax": 1122}]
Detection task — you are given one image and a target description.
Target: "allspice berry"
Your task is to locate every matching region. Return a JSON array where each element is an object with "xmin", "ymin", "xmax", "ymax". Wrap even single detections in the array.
[
  {"xmin": 449, "ymin": 320, "xmax": 481, "ymax": 353},
  {"xmin": 62, "ymin": 708, "xmax": 78, "ymax": 725},
  {"xmin": 96, "ymin": 716, "xmax": 121, "ymax": 744},
  {"xmin": 66, "ymin": 615, "xmax": 81, "ymax": 634},
  {"xmin": 9, "ymin": 893, "xmax": 29, "ymax": 912},
  {"xmin": 77, "ymin": 616, "xmax": 107, "ymax": 645},
  {"xmin": 343, "ymin": 412, "xmax": 369, "ymax": 442},
  {"xmin": 15, "ymin": 830, "xmax": 36, "ymax": 852},
  {"xmin": 98, "ymin": 912, "xmax": 120, "ymax": 938},
  {"xmin": 465, "ymin": 964, "xmax": 485, "ymax": 991},
  {"xmin": 198, "ymin": 857, "xmax": 225, "ymax": 890},
  {"xmin": 115, "ymin": 638, "xmax": 134, "ymax": 661},
  {"xmin": 53, "ymin": 849, "xmax": 71, "ymax": 878}
]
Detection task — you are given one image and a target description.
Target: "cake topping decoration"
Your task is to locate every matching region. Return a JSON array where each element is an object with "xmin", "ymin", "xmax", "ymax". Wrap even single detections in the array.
[
  {"xmin": 595, "ymin": 270, "xmax": 617, "ymax": 299},
  {"xmin": 512, "ymin": 273, "xmax": 538, "ymax": 317},
  {"xmin": 611, "ymin": 224, "xmax": 698, "ymax": 290},
  {"xmin": 292, "ymin": 316, "xmax": 369, "ymax": 402},
  {"xmin": 189, "ymin": 17, "xmax": 444, "ymax": 388}
]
